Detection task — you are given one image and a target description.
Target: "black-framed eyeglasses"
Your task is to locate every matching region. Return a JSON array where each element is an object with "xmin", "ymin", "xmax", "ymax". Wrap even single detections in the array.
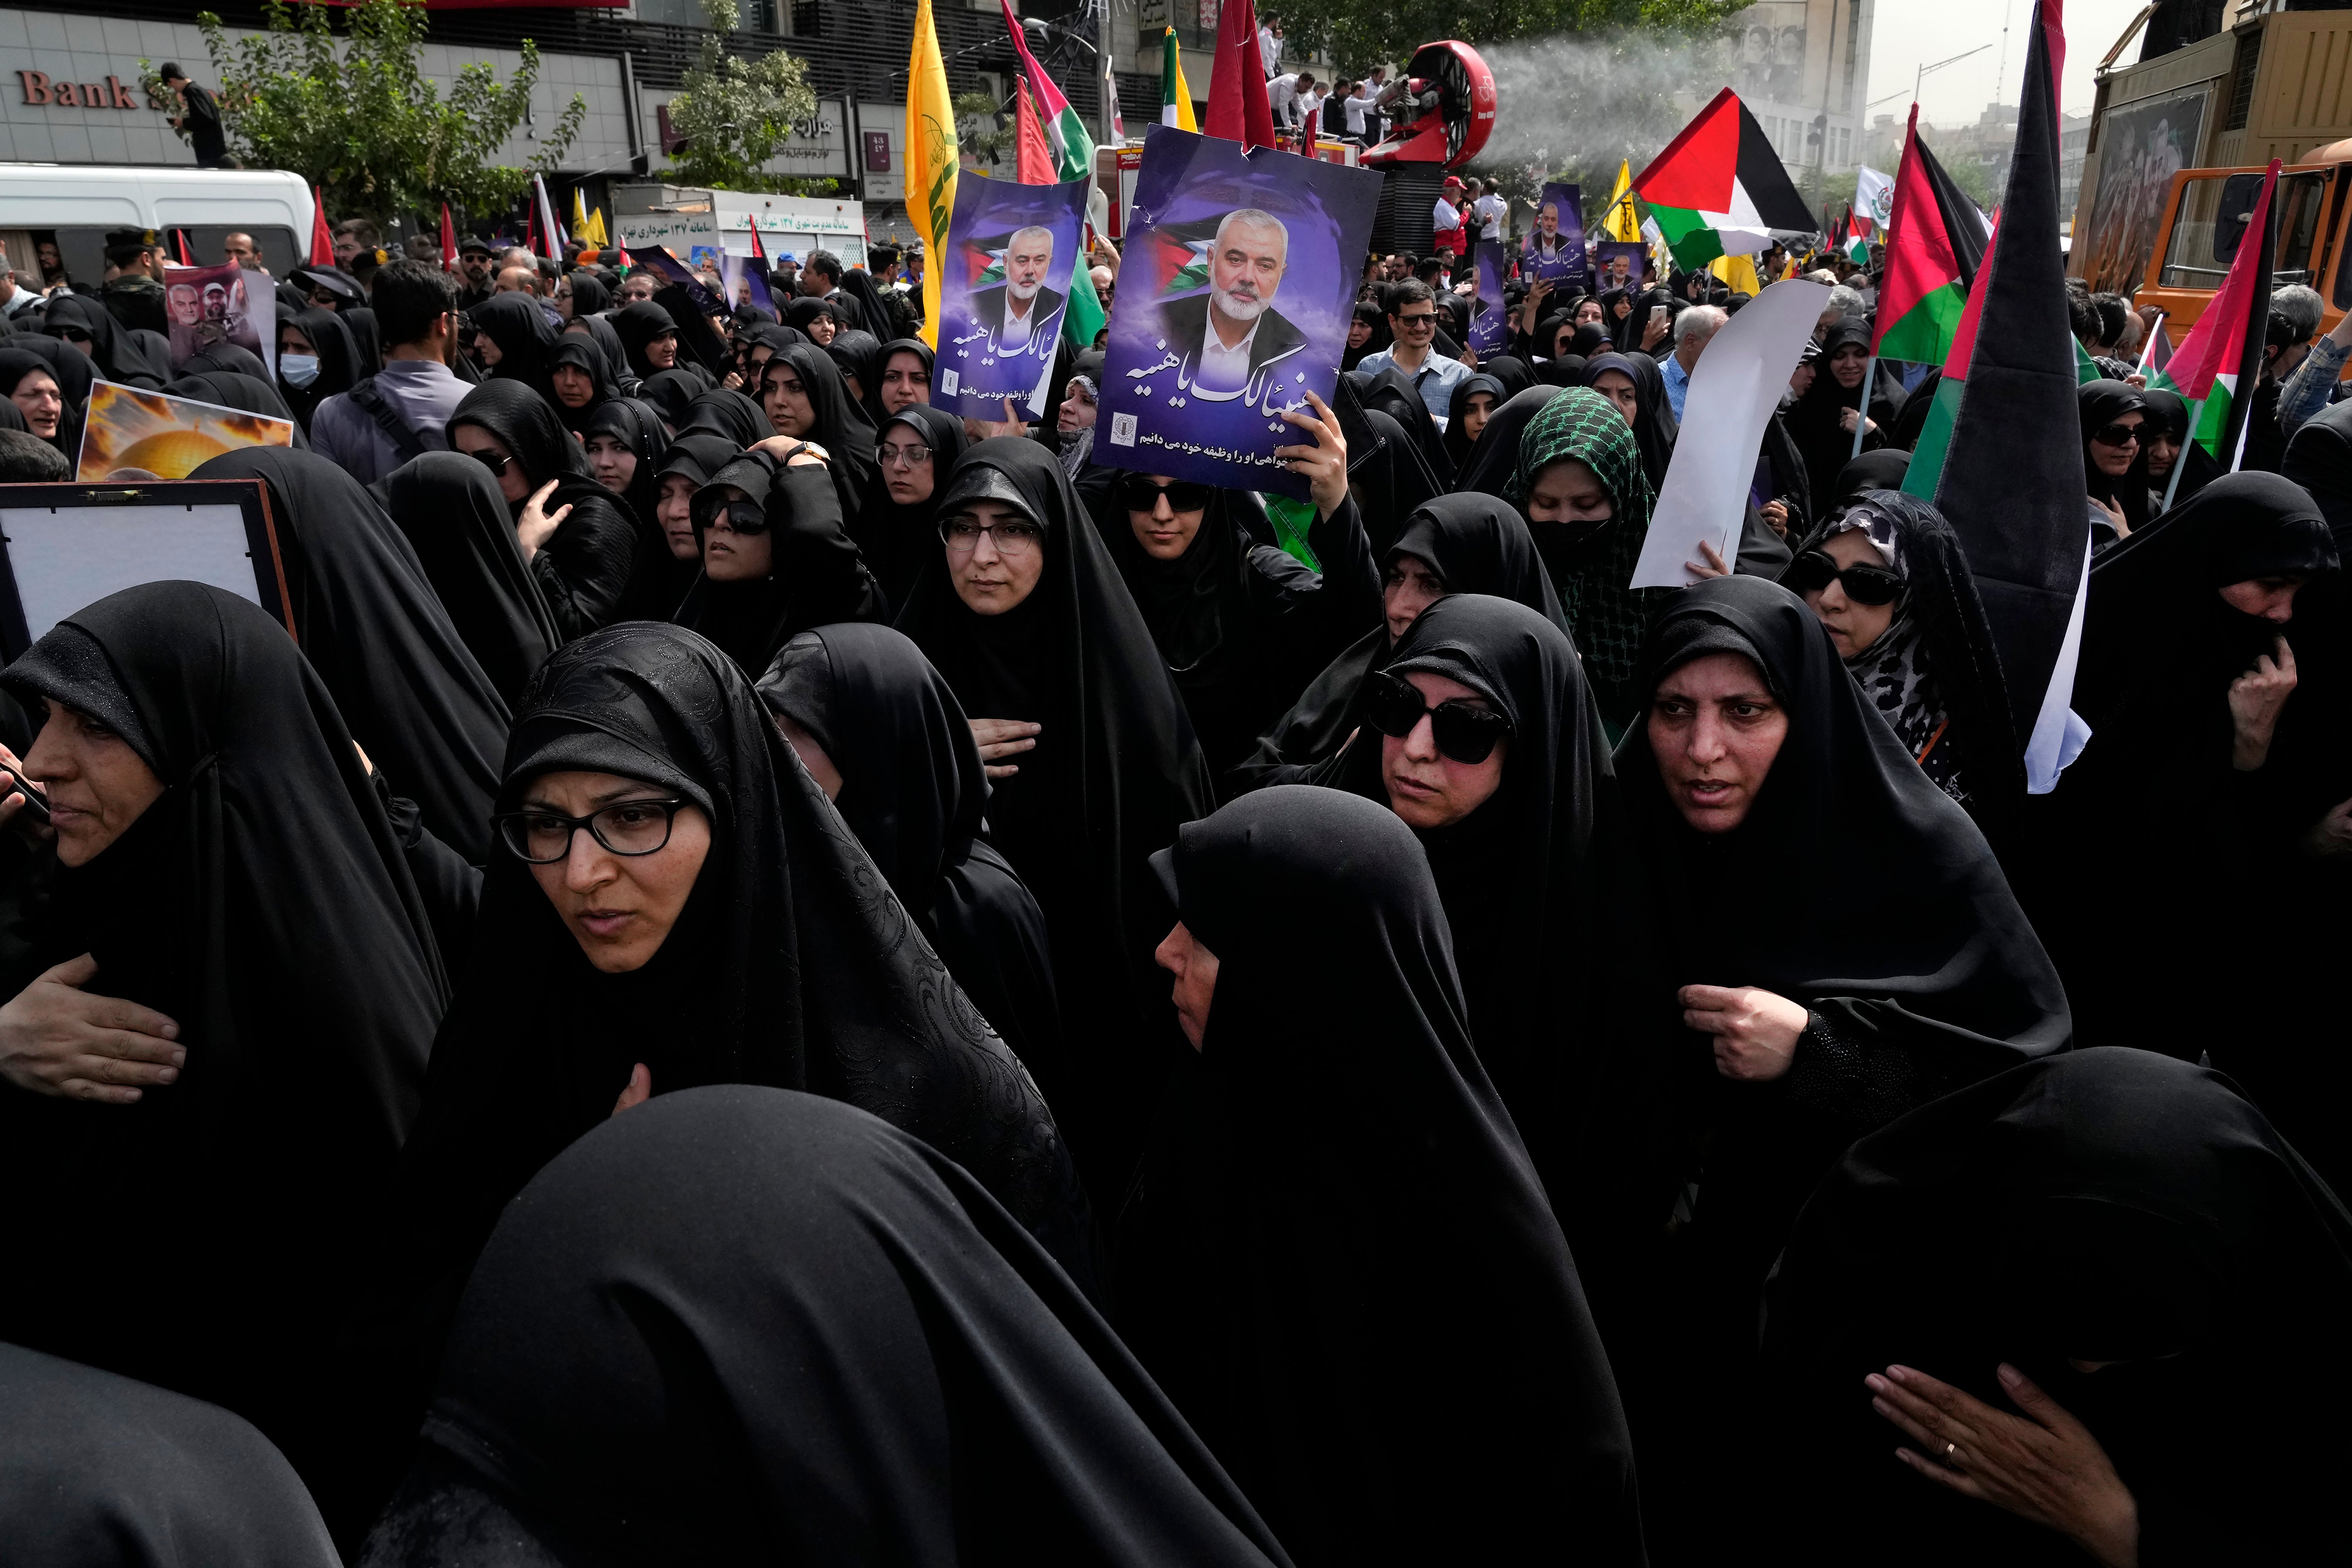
[
  {"xmin": 1118, "ymin": 476, "xmax": 1213, "ymax": 514},
  {"xmin": 495, "ymin": 798, "xmax": 690, "ymax": 863},
  {"xmin": 1787, "ymin": 548, "xmax": 1904, "ymax": 606},
  {"xmin": 2090, "ymin": 422, "xmax": 2144, "ymax": 447},
  {"xmin": 469, "ymin": 448, "xmax": 511, "ymax": 477},
  {"xmin": 1362, "ymin": 670, "xmax": 1512, "ymax": 764}
]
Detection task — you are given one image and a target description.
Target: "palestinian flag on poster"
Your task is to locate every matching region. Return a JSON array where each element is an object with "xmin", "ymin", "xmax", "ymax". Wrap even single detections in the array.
[
  {"xmin": 1907, "ymin": 0, "xmax": 2088, "ymax": 794},
  {"xmin": 1872, "ymin": 108, "xmax": 1989, "ymax": 366},
  {"xmin": 2146, "ymin": 160, "xmax": 2279, "ymax": 464},
  {"xmin": 1000, "ymin": 0, "xmax": 1107, "ymax": 347},
  {"xmin": 1634, "ymin": 89, "xmax": 1815, "ymax": 270}
]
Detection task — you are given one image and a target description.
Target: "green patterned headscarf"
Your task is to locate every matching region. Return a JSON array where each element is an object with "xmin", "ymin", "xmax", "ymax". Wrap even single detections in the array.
[{"xmin": 1505, "ymin": 387, "xmax": 1670, "ymax": 724}]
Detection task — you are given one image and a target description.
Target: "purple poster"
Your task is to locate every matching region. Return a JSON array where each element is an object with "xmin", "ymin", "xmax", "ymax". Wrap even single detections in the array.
[
  {"xmin": 936, "ymin": 175, "xmax": 1087, "ymax": 420},
  {"xmin": 1592, "ymin": 240, "xmax": 1647, "ymax": 294},
  {"xmin": 164, "ymin": 263, "xmax": 272, "ymax": 382},
  {"xmin": 1522, "ymin": 182, "xmax": 1585, "ymax": 287},
  {"xmin": 1098, "ymin": 126, "xmax": 1382, "ymax": 499},
  {"xmin": 1470, "ymin": 242, "xmax": 1508, "ymax": 355}
]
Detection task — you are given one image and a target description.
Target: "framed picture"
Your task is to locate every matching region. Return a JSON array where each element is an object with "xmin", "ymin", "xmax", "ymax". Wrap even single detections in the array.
[
  {"xmin": 75, "ymin": 381, "xmax": 296, "ymax": 483},
  {"xmin": 0, "ymin": 479, "xmax": 295, "ymax": 659}
]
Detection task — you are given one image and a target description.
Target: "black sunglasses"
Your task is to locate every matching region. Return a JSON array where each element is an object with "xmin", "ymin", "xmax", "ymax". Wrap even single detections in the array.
[
  {"xmin": 1787, "ymin": 548, "xmax": 1904, "ymax": 606},
  {"xmin": 1362, "ymin": 670, "xmax": 1512, "ymax": 764},
  {"xmin": 1119, "ymin": 476, "xmax": 1213, "ymax": 514},
  {"xmin": 716, "ymin": 500, "xmax": 770, "ymax": 536},
  {"xmin": 469, "ymin": 448, "xmax": 511, "ymax": 477},
  {"xmin": 2090, "ymin": 422, "xmax": 2144, "ymax": 447},
  {"xmin": 54, "ymin": 326, "xmax": 91, "ymax": 343}
]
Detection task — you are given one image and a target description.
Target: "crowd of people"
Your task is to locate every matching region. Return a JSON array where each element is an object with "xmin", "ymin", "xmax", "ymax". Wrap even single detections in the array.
[{"xmin": 0, "ymin": 191, "xmax": 2347, "ymax": 1568}]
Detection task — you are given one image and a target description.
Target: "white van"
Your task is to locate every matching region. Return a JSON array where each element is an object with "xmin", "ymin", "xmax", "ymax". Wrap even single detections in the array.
[{"xmin": 0, "ymin": 164, "xmax": 313, "ymax": 286}]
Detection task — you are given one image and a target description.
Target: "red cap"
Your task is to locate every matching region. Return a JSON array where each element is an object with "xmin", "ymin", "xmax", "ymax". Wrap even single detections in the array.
[{"xmin": 1442, "ymin": 176, "xmax": 1463, "ymax": 189}]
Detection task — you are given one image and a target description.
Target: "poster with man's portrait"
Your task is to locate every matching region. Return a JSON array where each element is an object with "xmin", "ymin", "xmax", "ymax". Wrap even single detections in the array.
[
  {"xmin": 1098, "ymin": 126, "xmax": 1382, "ymax": 498},
  {"xmin": 1523, "ymin": 182, "xmax": 1586, "ymax": 287},
  {"xmin": 936, "ymin": 175, "xmax": 1088, "ymax": 420},
  {"xmin": 1470, "ymin": 242, "xmax": 1509, "ymax": 355},
  {"xmin": 1592, "ymin": 241, "xmax": 1647, "ymax": 294},
  {"xmin": 164, "ymin": 262, "xmax": 272, "ymax": 383},
  {"xmin": 2081, "ymin": 88, "xmax": 2210, "ymax": 296}
]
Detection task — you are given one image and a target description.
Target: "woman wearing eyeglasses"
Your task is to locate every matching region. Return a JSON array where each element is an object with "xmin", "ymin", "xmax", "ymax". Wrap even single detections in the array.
[
  {"xmin": 2079, "ymin": 379, "xmax": 2153, "ymax": 545},
  {"xmin": 895, "ymin": 439, "xmax": 1213, "ymax": 1201},
  {"xmin": 860, "ymin": 404, "xmax": 966, "ymax": 614},
  {"xmin": 671, "ymin": 440, "xmax": 883, "ymax": 676},
  {"xmin": 357, "ymin": 622, "xmax": 1095, "ymax": 1492}
]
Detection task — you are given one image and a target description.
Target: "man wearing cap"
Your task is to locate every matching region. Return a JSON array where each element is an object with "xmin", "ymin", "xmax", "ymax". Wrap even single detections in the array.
[
  {"xmin": 100, "ymin": 230, "xmax": 167, "ymax": 336},
  {"xmin": 456, "ymin": 237, "xmax": 497, "ymax": 309},
  {"xmin": 1432, "ymin": 178, "xmax": 1468, "ymax": 263}
]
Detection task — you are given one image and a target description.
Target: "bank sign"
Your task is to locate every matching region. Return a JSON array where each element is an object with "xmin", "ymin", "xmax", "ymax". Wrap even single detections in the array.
[{"xmin": 17, "ymin": 70, "xmax": 148, "ymax": 110}]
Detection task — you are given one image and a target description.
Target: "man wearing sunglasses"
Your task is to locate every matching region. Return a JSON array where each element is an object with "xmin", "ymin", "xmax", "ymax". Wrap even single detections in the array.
[
  {"xmin": 1159, "ymin": 209, "xmax": 1308, "ymax": 404},
  {"xmin": 1355, "ymin": 277, "xmax": 1471, "ymax": 429}
]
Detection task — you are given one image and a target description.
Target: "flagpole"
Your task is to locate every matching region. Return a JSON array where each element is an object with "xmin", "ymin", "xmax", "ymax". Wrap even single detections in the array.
[
  {"xmin": 2135, "ymin": 311, "xmax": 2164, "ymax": 375},
  {"xmin": 1850, "ymin": 353, "xmax": 1878, "ymax": 460},
  {"xmin": 2161, "ymin": 397, "xmax": 2201, "ymax": 512}
]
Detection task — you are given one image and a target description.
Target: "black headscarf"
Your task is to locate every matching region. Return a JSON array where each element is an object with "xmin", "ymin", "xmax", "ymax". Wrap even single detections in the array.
[
  {"xmin": 673, "ymin": 448, "xmax": 885, "ymax": 676},
  {"xmin": 613, "ymin": 299, "xmax": 682, "ymax": 383},
  {"xmin": 563, "ymin": 270, "xmax": 610, "ymax": 317},
  {"xmin": 187, "ymin": 446, "xmax": 512, "ymax": 862},
  {"xmin": 275, "ymin": 307, "xmax": 359, "ymax": 430},
  {"xmin": 637, "ymin": 366, "xmax": 703, "ymax": 430},
  {"xmin": 0, "ymin": 1342, "xmax": 341, "ymax": 1568},
  {"xmin": 165, "ymin": 369, "xmax": 309, "ymax": 449},
  {"xmin": 2, "ymin": 332, "xmax": 95, "ymax": 413},
  {"xmin": 1616, "ymin": 577, "xmax": 2070, "ymax": 1316},
  {"xmin": 544, "ymin": 331, "xmax": 615, "ymax": 433},
  {"xmin": 581, "ymin": 394, "xmax": 669, "ymax": 521},
  {"xmin": 42, "ymin": 291, "xmax": 166, "ymax": 389},
  {"xmin": 1120, "ymin": 787, "xmax": 1645, "ymax": 1565},
  {"xmin": 894, "ymin": 439, "xmax": 1214, "ymax": 1192},
  {"xmin": 339, "ymin": 304, "xmax": 384, "ymax": 377},
  {"xmin": 1454, "ymin": 383, "xmax": 1566, "ymax": 498},
  {"xmin": 1783, "ymin": 488, "xmax": 2024, "ymax": 827},
  {"xmin": 572, "ymin": 312, "xmax": 637, "ymax": 398},
  {"xmin": 2143, "ymin": 382, "xmax": 2222, "ymax": 511},
  {"xmin": 1785, "ymin": 318, "xmax": 1886, "ymax": 522},
  {"xmin": 406, "ymin": 1085, "xmax": 1286, "ymax": 1565},
  {"xmin": 380, "ymin": 450, "xmax": 563, "ymax": 710},
  {"xmin": 0, "ymin": 346, "xmax": 81, "ymax": 456},
  {"xmin": 1353, "ymin": 363, "xmax": 1453, "ymax": 490},
  {"xmin": 448, "ymin": 378, "xmax": 671, "ymax": 635},
  {"xmin": 875, "ymin": 334, "xmax": 935, "ymax": 406},
  {"xmin": 760, "ymin": 341, "xmax": 879, "ymax": 525},
  {"xmin": 1328, "ymin": 372, "xmax": 1437, "ymax": 558},
  {"xmin": 675, "ymin": 384, "xmax": 775, "ymax": 448},
  {"xmin": 0, "ymin": 581, "xmax": 445, "ymax": 1511},
  {"xmin": 837, "ymin": 266, "xmax": 904, "ymax": 340},
  {"xmin": 176, "ymin": 340, "xmax": 270, "ymax": 382},
  {"xmin": 465, "ymin": 293, "xmax": 558, "ymax": 404},
  {"xmin": 781, "ymin": 294, "xmax": 841, "ymax": 337},
  {"xmin": 368, "ymin": 624, "xmax": 1094, "ymax": 1395},
  {"xmin": 1441, "ymin": 371, "xmax": 1506, "ymax": 470},
  {"xmin": 859, "ymin": 403, "xmax": 967, "ymax": 613},
  {"xmin": 758, "ymin": 623, "xmax": 1060, "ymax": 1077},
  {"xmin": 1763, "ymin": 1049, "xmax": 2352, "ymax": 1563},
  {"xmin": 824, "ymin": 326, "xmax": 885, "ymax": 420},
  {"xmin": 2078, "ymin": 378, "xmax": 2152, "ymax": 537},
  {"xmin": 1580, "ymin": 351, "xmax": 1678, "ymax": 493}
]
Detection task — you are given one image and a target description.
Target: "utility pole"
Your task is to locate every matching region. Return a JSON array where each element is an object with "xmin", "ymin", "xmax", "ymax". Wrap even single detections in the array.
[
  {"xmin": 1812, "ymin": 0, "xmax": 1842, "ymax": 210},
  {"xmin": 1098, "ymin": 0, "xmax": 1120, "ymax": 148}
]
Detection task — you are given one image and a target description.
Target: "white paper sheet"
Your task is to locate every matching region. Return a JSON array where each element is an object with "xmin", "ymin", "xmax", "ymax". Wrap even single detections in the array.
[{"xmin": 1630, "ymin": 279, "xmax": 1832, "ymax": 589}]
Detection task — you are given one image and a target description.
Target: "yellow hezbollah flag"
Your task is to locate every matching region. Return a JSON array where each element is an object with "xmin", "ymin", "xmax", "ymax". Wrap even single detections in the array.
[
  {"xmin": 907, "ymin": 0, "xmax": 959, "ymax": 347},
  {"xmin": 1162, "ymin": 28, "xmax": 1197, "ymax": 132},
  {"xmin": 1604, "ymin": 160, "xmax": 1642, "ymax": 243},
  {"xmin": 1710, "ymin": 252, "xmax": 1761, "ymax": 294}
]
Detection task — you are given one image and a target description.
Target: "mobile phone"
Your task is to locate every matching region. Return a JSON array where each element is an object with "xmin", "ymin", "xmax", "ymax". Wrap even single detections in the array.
[
  {"xmin": 2, "ymin": 771, "xmax": 48, "ymax": 827},
  {"xmin": 1650, "ymin": 304, "xmax": 1668, "ymax": 325}
]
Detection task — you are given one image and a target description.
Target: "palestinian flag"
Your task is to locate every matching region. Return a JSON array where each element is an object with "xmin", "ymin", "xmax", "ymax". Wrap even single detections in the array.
[
  {"xmin": 1146, "ymin": 216, "xmax": 1223, "ymax": 296},
  {"xmin": 1162, "ymin": 27, "xmax": 1197, "ymax": 131},
  {"xmin": 2147, "ymin": 160, "xmax": 2278, "ymax": 465},
  {"xmin": 1001, "ymin": 0, "xmax": 1108, "ymax": 347},
  {"xmin": 1906, "ymin": 0, "xmax": 2087, "ymax": 794},
  {"xmin": 2074, "ymin": 336, "xmax": 2103, "ymax": 385},
  {"xmin": 1840, "ymin": 209, "xmax": 1869, "ymax": 264},
  {"xmin": 1635, "ymin": 89, "xmax": 1814, "ymax": 270},
  {"xmin": 1871, "ymin": 107, "xmax": 1987, "ymax": 366}
]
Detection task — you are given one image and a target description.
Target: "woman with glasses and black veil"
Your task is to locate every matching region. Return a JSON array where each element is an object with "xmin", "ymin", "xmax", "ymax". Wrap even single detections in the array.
[
  {"xmin": 1073, "ymin": 391, "xmax": 1380, "ymax": 776},
  {"xmin": 894, "ymin": 439, "xmax": 1213, "ymax": 1203},
  {"xmin": 860, "ymin": 404, "xmax": 967, "ymax": 615}
]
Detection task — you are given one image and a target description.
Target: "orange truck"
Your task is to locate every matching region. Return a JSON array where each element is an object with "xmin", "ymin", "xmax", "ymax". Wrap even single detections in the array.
[{"xmin": 2072, "ymin": 7, "xmax": 2352, "ymax": 346}]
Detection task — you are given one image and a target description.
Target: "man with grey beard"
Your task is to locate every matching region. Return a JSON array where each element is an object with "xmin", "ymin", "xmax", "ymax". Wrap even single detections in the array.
[
  {"xmin": 1157, "ymin": 208, "xmax": 1308, "ymax": 402},
  {"xmin": 965, "ymin": 224, "xmax": 1065, "ymax": 364}
]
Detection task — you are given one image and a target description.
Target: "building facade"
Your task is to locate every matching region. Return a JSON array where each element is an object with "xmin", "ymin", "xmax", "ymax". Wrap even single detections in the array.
[{"xmin": 1731, "ymin": 0, "xmax": 1877, "ymax": 203}]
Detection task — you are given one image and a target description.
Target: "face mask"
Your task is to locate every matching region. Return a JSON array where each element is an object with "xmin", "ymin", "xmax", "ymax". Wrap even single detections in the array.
[{"xmin": 280, "ymin": 353, "xmax": 320, "ymax": 388}]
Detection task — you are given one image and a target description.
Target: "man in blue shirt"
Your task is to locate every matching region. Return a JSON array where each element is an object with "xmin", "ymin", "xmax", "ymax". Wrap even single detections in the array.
[
  {"xmin": 1355, "ymin": 279, "xmax": 1472, "ymax": 430},
  {"xmin": 1659, "ymin": 304, "xmax": 1727, "ymax": 423}
]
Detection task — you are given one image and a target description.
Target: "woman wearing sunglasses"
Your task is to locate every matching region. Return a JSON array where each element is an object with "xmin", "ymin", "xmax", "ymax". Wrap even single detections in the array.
[
  {"xmin": 895, "ymin": 439, "xmax": 1213, "ymax": 1201},
  {"xmin": 1779, "ymin": 490, "xmax": 2021, "ymax": 828},
  {"xmin": 448, "ymin": 381, "xmax": 671, "ymax": 638},
  {"xmin": 671, "ymin": 439, "xmax": 883, "ymax": 676},
  {"xmin": 358, "ymin": 622, "xmax": 1094, "ymax": 1477},
  {"xmin": 1085, "ymin": 390, "xmax": 1380, "ymax": 775},
  {"xmin": 2079, "ymin": 380, "xmax": 2153, "ymax": 544}
]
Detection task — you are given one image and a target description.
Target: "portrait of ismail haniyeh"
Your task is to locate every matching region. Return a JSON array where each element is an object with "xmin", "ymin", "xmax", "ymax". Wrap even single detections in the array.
[
  {"xmin": 1159, "ymin": 208, "xmax": 1309, "ymax": 402},
  {"xmin": 964, "ymin": 225, "xmax": 1067, "ymax": 361},
  {"xmin": 1527, "ymin": 201, "xmax": 1570, "ymax": 257}
]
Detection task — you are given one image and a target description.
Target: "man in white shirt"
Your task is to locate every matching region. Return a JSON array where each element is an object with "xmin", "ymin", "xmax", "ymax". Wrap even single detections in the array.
[
  {"xmin": 1355, "ymin": 279, "xmax": 1471, "ymax": 429},
  {"xmin": 1338, "ymin": 81, "xmax": 1371, "ymax": 144},
  {"xmin": 1470, "ymin": 182, "xmax": 1509, "ymax": 244},
  {"xmin": 1659, "ymin": 304, "xmax": 1727, "ymax": 423},
  {"xmin": 1258, "ymin": 17, "xmax": 1281, "ymax": 75},
  {"xmin": 1266, "ymin": 71, "xmax": 1315, "ymax": 129}
]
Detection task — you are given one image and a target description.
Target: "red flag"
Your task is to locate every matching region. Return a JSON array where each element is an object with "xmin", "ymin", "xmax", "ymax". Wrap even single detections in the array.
[
  {"xmin": 308, "ymin": 188, "xmax": 335, "ymax": 267},
  {"xmin": 1013, "ymin": 78, "xmax": 1054, "ymax": 184},
  {"xmin": 1204, "ymin": 0, "xmax": 1274, "ymax": 151},
  {"xmin": 439, "ymin": 203, "xmax": 458, "ymax": 272},
  {"xmin": 748, "ymin": 214, "xmax": 767, "ymax": 266},
  {"xmin": 174, "ymin": 230, "xmax": 192, "ymax": 266}
]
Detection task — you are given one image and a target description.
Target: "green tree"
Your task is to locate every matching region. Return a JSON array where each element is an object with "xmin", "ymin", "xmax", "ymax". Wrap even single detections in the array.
[
  {"xmin": 665, "ymin": 0, "xmax": 819, "ymax": 191},
  {"xmin": 153, "ymin": 0, "xmax": 584, "ymax": 230},
  {"xmin": 1283, "ymin": 0, "xmax": 1745, "ymax": 82},
  {"xmin": 955, "ymin": 88, "xmax": 1013, "ymax": 171}
]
